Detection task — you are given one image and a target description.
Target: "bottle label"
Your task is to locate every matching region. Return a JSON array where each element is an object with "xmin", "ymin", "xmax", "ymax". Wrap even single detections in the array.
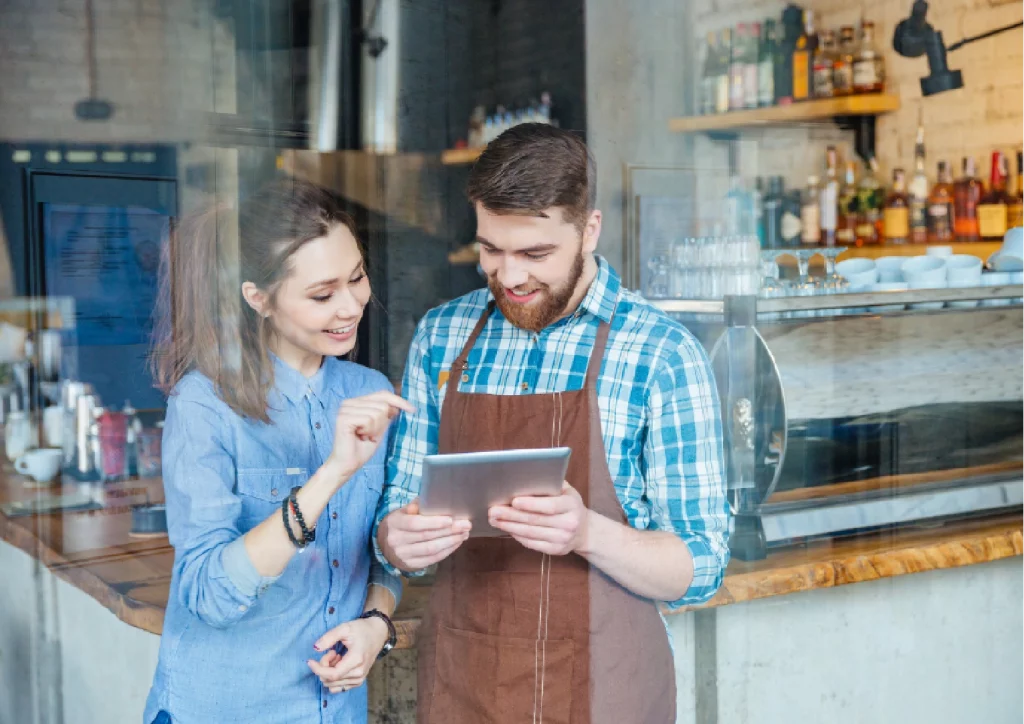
[
  {"xmin": 793, "ymin": 52, "xmax": 810, "ymax": 100},
  {"xmin": 1009, "ymin": 202, "xmax": 1023, "ymax": 229},
  {"xmin": 820, "ymin": 184, "xmax": 838, "ymax": 231},
  {"xmin": 856, "ymin": 222, "xmax": 877, "ymax": 242},
  {"xmin": 730, "ymin": 68, "xmax": 745, "ymax": 109},
  {"xmin": 910, "ymin": 200, "xmax": 928, "ymax": 232},
  {"xmin": 743, "ymin": 64, "xmax": 759, "ymax": 107},
  {"xmin": 781, "ymin": 211, "xmax": 802, "ymax": 242},
  {"xmin": 801, "ymin": 204, "xmax": 821, "ymax": 243},
  {"xmin": 977, "ymin": 203, "xmax": 1008, "ymax": 238},
  {"xmin": 884, "ymin": 207, "xmax": 910, "ymax": 239},
  {"xmin": 836, "ymin": 227, "xmax": 856, "ymax": 243},
  {"xmin": 716, "ymin": 76, "xmax": 731, "ymax": 114},
  {"xmin": 758, "ymin": 61, "xmax": 774, "ymax": 105},
  {"xmin": 853, "ymin": 59, "xmax": 878, "ymax": 88},
  {"xmin": 928, "ymin": 202, "xmax": 953, "ymax": 238},
  {"xmin": 813, "ymin": 62, "xmax": 834, "ymax": 97},
  {"xmin": 834, "ymin": 64, "xmax": 853, "ymax": 93}
]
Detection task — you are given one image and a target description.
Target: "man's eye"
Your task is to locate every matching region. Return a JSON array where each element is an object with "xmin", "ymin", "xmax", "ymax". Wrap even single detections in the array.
[{"xmin": 525, "ymin": 253, "xmax": 549, "ymax": 261}]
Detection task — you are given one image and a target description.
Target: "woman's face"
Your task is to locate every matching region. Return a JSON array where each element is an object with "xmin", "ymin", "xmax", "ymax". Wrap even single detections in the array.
[{"xmin": 258, "ymin": 223, "xmax": 371, "ymax": 365}]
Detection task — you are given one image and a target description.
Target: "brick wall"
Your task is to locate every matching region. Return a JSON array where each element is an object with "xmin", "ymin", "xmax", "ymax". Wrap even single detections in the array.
[
  {"xmin": 687, "ymin": 0, "xmax": 1024, "ymax": 193},
  {"xmin": 0, "ymin": 0, "xmax": 237, "ymax": 143}
]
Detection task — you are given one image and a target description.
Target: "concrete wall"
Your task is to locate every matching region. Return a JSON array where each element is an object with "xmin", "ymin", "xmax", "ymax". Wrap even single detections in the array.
[{"xmin": 0, "ymin": 541, "xmax": 160, "ymax": 724}]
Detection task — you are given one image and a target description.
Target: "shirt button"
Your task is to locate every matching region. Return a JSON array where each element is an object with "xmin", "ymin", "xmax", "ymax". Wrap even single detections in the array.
[
  {"xmin": 332, "ymin": 512, "xmax": 338, "ymax": 520},
  {"xmin": 521, "ymin": 382, "xmax": 529, "ymax": 391},
  {"xmin": 328, "ymin": 606, "xmax": 336, "ymax": 614},
  {"xmin": 238, "ymin": 605, "xmax": 247, "ymax": 612},
  {"xmin": 315, "ymin": 422, "xmax": 321, "ymax": 429},
  {"xmin": 323, "ymin": 700, "xmax": 328, "ymax": 708},
  {"xmin": 270, "ymin": 488, "xmax": 278, "ymax": 497},
  {"xmin": 461, "ymin": 373, "xmax": 469, "ymax": 383},
  {"xmin": 332, "ymin": 559, "xmax": 340, "ymax": 568}
]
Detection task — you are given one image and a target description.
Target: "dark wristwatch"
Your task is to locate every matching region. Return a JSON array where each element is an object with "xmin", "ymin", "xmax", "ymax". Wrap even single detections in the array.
[{"xmin": 360, "ymin": 609, "xmax": 397, "ymax": 659}]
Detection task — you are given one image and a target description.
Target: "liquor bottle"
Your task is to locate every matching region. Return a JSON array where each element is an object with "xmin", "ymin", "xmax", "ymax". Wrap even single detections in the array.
[
  {"xmin": 758, "ymin": 20, "xmax": 776, "ymax": 108},
  {"xmin": 781, "ymin": 188, "xmax": 804, "ymax": 247},
  {"xmin": 701, "ymin": 32, "xmax": 718, "ymax": 115},
  {"xmin": 744, "ymin": 23, "xmax": 761, "ymax": 109},
  {"xmin": 908, "ymin": 126, "xmax": 930, "ymax": 244},
  {"xmin": 954, "ymin": 157, "xmax": 982, "ymax": 241},
  {"xmin": 820, "ymin": 146, "xmax": 840, "ymax": 247},
  {"xmin": 927, "ymin": 161, "xmax": 956, "ymax": 244},
  {"xmin": 725, "ymin": 174, "xmax": 756, "ymax": 236},
  {"xmin": 884, "ymin": 168, "xmax": 910, "ymax": 244},
  {"xmin": 832, "ymin": 26, "xmax": 857, "ymax": 96},
  {"xmin": 730, "ymin": 24, "xmax": 747, "ymax": 111},
  {"xmin": 753, "ymin": 177, "xmax": 766, "ymax": 247},
  {"xmin": 763, "ymin": 176, "xmax": 786, "ymax": 248},
  {"xmin": 801, "ymin": 175, "xmax": 822, "ymax": 245},
  {"xmin": 1009, "ymin": 150, "xmax": 1024, "ymax": 229},
  {"xmin": 792, "ymin": 10, "xmax": 816, "ymax": 102},
  {"xmin": 853, "ymin": 21, "xmax": 885, "ymax": 93},
  {"xmin": 856, "ymin": 157, "xmax": 884, "ymax": 244},
  {"xmin": 837, "ymin": 160, "xmax": 859, "ymax": 246},
  {"xmin": 978, "ymin": 151, "xmax": 1010, "ymax": 242},
  {"xmin": 715, "ymin": 29, "xmax": 732, "ymax": 115},
  {"xmin": 813, "ymin": 30, "xmax": 837, "ymax": 99},
  {"xmin": 775, "ymin": 5, "xmax": 805, "ymax": 105}
]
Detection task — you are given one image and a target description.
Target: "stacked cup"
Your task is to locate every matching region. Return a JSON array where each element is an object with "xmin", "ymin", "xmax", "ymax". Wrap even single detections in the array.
[
  {"xmin": 945, "ymin": 255, "xmax": 983, "ymax": 309},
  {"xmin": 902, "ymin": 256, "xmax": 947, "ymax": 310}
]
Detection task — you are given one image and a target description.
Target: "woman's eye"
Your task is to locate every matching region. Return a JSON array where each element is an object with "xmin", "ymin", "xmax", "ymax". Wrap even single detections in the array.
[
  {"xmin": 312, "ymin": 294, "xmax": 333, "ymax": 303},
  {"xmin": 350, "ymin": 273, "xmax": 367, "ymax": 284}
]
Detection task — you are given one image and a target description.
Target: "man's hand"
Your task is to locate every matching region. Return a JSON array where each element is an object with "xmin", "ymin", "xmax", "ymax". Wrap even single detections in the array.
[
  {"xmin": 488, "ymin": 482, "xmax": 589, "ymax": 556},
  {"xmin": 379, "ymin": 500, "xmax": 472, "ymax": 572}
]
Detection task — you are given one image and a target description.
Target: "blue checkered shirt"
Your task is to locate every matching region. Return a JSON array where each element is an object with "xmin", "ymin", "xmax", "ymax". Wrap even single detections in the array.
[{"xmin": 375, "ymin": 257, "xmax": 729, "ymax": 607}]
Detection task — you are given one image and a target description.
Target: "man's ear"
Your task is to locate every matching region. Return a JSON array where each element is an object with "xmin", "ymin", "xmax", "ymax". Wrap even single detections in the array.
[{"xmin": 582, "ymin": 209, "xmax": 602, "ymax": 254}]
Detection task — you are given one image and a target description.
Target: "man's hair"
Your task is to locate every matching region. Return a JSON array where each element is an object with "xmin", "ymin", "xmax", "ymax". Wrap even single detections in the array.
[{"xmin": 467, "ymin": 123, "xmax": 597, "ymax": 232}]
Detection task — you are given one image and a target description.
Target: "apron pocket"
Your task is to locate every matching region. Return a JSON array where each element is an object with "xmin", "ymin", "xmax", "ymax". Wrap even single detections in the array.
[{"xmin": 429, "ymin": 625, "xmax": 574, "ymax": 724}]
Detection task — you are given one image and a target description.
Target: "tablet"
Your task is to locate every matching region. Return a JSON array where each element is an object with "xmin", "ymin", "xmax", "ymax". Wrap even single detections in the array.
[{"xmin": 419, "ymin": 447, "xmax": 571, "ymax": 537}]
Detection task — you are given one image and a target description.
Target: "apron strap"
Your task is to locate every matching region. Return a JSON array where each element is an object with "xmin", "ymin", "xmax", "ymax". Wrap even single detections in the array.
[
  {"xmin": 584, "ymin": 315, "xmax": 613, "ymax": 391},
  {"xmin": 447, "ymin": 301, "xmax": 494, "ymax": 386}
]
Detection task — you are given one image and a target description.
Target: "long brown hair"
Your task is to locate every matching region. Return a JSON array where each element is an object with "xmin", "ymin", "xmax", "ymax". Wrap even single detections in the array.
[{"xmin": 152, "ymin": 178, "xmax": 360, "ymax": 422}]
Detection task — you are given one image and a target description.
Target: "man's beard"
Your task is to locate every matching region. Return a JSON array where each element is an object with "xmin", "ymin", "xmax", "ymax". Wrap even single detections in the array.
[{"xmin": 489, "ymin": 250, "xmax": 585, "ymax": 332}]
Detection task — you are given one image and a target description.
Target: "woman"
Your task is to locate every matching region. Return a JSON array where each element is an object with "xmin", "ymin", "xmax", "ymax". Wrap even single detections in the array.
[{"xmin": 144, "ymin": 179, "xmax": 412, "ymax": 723}]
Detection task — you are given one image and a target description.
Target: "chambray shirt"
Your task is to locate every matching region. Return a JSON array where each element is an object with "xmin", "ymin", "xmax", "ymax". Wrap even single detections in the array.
[
  {"xmin": 144, "ymin": 357, "xmax": 401, "ymax": 724},
  {"xmin": 376, "ymin": 257, "xmax": 730, "ymax": 608}
]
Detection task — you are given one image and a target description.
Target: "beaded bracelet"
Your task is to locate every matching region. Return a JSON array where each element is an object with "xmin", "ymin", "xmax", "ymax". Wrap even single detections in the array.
[
  {"xmin": 288, "ymin": 487, "xmax": 316, "ymax": 544},
  {"xmin": 281, "ymin": 496, "xmax": 305, "ymax": 550}
]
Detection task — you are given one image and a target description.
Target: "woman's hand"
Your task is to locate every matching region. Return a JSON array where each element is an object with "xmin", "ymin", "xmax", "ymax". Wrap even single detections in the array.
[
  {"xmin": 307, "ymin": 617, "xmax": 391, "ymax": 694},
  {"xmin": 329, "ymin": 391, "xmax": 414, "ymax": 480}
]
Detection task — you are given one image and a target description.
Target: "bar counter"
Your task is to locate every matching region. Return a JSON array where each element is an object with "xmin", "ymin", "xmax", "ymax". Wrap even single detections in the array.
[{"xmin": 1, "ymin": 467, "xmax": 1019, "ymax": 644}]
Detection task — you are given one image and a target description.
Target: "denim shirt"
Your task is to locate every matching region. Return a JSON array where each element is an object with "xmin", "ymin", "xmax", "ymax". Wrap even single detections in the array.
[{"xmin": 144, "ymin": 357, "xmax": 402, "ymax": 724}]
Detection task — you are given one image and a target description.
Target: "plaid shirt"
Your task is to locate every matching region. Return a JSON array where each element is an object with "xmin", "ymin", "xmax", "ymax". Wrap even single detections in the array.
[{"xmin": 375, "ymin": 257, "xmax": 729, "ymax": 607}]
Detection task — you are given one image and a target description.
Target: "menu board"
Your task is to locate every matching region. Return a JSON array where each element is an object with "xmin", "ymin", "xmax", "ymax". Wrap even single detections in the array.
[{"xmin": 43, "ymin": 203, "xmax": 166, "ymax": 346}]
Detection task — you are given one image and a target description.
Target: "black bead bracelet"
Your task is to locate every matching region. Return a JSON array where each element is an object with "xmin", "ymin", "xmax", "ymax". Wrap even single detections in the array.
[
  {"xmin": 288, "ymin": 487, "xmax": 316, "ymax": 544},
  {"xmin": 281, "ymin": 495, "xmax": 305, "ymax": 550}
]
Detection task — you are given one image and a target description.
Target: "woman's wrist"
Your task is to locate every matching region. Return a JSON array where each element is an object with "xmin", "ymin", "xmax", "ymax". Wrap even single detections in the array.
[{"xmin": 323, "ymin": 455, "xmax": 356, "ymax": 485}]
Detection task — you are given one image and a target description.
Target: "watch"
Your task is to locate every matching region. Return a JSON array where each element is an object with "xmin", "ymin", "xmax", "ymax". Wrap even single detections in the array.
[{"xmin": 360, "ymin": 609, "xmax": 397, "ymax": 659}]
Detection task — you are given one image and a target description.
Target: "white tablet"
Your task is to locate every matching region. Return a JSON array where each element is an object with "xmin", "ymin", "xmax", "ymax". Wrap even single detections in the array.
[{"xmin": 419, "ymin": 447, "xmax": 571, "ymax": 537}]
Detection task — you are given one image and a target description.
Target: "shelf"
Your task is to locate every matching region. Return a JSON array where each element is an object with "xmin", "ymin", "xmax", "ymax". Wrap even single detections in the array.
[
  {"xmin": 441, "ymin": 147, "xmax": 483, "ymax": 165},
  {"xmin": 667, "ymin": 94, "xmax": 900, "ymax": 134},
  {"xmin": 838, "ymin": 242, "xmax": 1001, "ymax": 262}
]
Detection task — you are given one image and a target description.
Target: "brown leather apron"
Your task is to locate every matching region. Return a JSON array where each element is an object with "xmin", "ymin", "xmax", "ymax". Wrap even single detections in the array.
[{"xmin": 418, "ymin": 303, "xmax": 676, "ymax": 724}]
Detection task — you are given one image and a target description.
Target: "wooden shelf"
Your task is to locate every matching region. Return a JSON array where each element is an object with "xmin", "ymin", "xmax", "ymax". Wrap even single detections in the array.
[
  {"xmin": 668, "ymin": 94, "xmax": 901, "ymax": 134},
  {"xmin": 838, "ymin": 242, "xmax": 1001, "ymax": 262},
  {"xmin": 441, "ymin": 147, "xmax": 483, "ymax": 165}
]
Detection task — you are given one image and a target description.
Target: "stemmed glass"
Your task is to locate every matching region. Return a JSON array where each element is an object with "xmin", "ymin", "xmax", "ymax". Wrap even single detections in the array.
[
  {"xmin": 646, "ymin": 255, "xmax": 670, "ymax": 299},
  {"xmin": 789, "ymin": 248, "xmax": 821, "ymax": 318},
  {"xmin": 819, "ymin": 247, "xmax": 850, "ymax": 314},
  {"xmin": 759, "ymin": 251, "xmax": 788, "ymax": 321}
]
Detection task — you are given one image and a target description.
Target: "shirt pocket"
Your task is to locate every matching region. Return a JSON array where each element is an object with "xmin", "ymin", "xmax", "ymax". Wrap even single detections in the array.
[
  {"xmin": 353, "ymin": 463, "xmax": 384, "ymax": 537},
  {"xmin": 235, "ymin": 468, "xmax": 309, "ymax": 530}
]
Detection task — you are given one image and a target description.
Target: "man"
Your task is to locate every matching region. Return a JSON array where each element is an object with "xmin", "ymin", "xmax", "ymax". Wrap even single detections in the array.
[{"xmin": 375, "ymin": 123, "xmax": 729, "ymax": 724}]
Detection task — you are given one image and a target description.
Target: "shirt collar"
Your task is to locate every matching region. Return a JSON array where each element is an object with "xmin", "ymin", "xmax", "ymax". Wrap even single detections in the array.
[{"xmin": 272, "ymin": 353, "xmax": 332, "ymax": 404}]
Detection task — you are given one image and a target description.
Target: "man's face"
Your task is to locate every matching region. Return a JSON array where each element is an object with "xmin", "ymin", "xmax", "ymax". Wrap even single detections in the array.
[{"xmin": 475, "ymin": 204, "xmax": 601, "ymax": 332}]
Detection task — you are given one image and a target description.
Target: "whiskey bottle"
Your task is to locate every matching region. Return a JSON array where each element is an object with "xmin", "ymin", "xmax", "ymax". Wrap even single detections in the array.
[
  {"xmin": 813, "ymin": 30, "xmax": 837, "ymax": 98},
  {"xmin": 820, "ymin": 146, "xmax": 840, "ymax": 246},
  {"xmin": 836, "ymin": 160, "xmax": 859, "ymax": 246},
  {"xmin": 954, "ymin": 157, "xmax": 982, "ymax": 242},
  {"xmin": 908, "ymin": 126, "xmax": 930, "ymax": 244},
  {"xmin": 856, "ymin": 157, "xmax": 884, "ymax": 244},
  {"xmin": 832, "ymin": 26, "xmax": 857, "ymax": 96},
  {"xmin": 792, "ymin": 10, "xmax": 816, "ymax": 102},
  {"xmin": 853, "ymin": 21, "xmax": 885, "ymax": 94},
  {"xmin": 884, "ymin": 168, "xmax": 910, "ymax": 245},
  {"xmin": 801, "ymin": 175, "xmax": 822, "ymax": 245},
  {"xmin": 977, "ymin": 151, "xmax": 1010, "ymax": 241},
  {"xmin": 927, "ymin": 161, "xmax": 956, "ymax": 244}
]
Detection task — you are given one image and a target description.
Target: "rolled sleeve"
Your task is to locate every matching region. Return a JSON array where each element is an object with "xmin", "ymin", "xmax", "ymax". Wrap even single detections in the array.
[
  {"xmin": 645, "ymin": 338, "xmax": 731, "ymax": 609},
  {"xmin": 164, "ymin": 379, "xmax": 271, "ymax": 628},
  {"xmin": 375, "ymin": 321, "xmax": 440, "ymax": 578},
  {"xmin": 368, "ymin": 559, "xmax": 404, "ymax": 607}
]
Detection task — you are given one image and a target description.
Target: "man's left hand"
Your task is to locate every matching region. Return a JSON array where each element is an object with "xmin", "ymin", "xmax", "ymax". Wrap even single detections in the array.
[{"xmin": 488, "ymin": 482, "xmax": 589, "ymax": 556}]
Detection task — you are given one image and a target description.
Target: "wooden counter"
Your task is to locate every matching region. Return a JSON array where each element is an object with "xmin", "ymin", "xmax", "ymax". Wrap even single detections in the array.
[{"xmin": 1, "ymin": 469, "xmax": 1019, "ymax": 648}]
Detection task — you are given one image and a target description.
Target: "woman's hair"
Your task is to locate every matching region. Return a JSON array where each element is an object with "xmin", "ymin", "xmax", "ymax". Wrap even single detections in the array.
[{"xmin": 152, "ymin": 178, "xmax": 360, "ymax": 422}]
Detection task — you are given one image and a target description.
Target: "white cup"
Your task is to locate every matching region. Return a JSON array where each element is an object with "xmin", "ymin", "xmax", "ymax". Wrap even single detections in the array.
[
  {"xmin": 926, "ymin": 245, "xmax": 954, "ymax": 258},
  {"xmin": 1002, "ymin": 227, "xmax": 1024, "ymax": 258},
  {"xmin": 945, "ymin": 254, "xmax": 983, "ymax": 285},
  {"xmin": 901, "ymin": 256, "xmax": 947, "ymax": 288},
  {"xmin": 875, "ymin": 256, "xmax": 907, "ymax": 283},
  {"xmin": 981, "ymin": 271, "xmax": 1013, "ymax": 306},
  {"xmin": 836, "ymin": 258, "xmax": 878, "ymax": 288},
  {"xmin": 868, "ymin": 282, "xmax": 909, "ymax": 312},
  {"xmin": 15, "ymin": 448, "xmax": 63, "ymax": 483}
]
